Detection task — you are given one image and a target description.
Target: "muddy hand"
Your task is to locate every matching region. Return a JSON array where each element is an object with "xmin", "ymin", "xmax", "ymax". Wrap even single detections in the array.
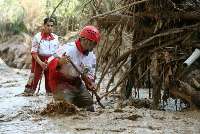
[
  {"xmin": 58, "ymin": 52, "xmax": 70, "ymax": 65},
  {"xmin": 40, "ymin": 61, "xmax": 48, "ymax": 70},
  {"xmin": 62, "ymin": 53, "xmax": 71, "ymax": 64},
  {"xmin": 87, "ymin": 81, "xmax": 97, "ymax": 91},
  {"xmin": 82, "ymin": 75, "xmax": 97, "ymax": 91}
]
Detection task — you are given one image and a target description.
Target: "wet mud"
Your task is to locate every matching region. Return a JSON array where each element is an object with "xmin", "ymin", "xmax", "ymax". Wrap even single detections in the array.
[{"xmin": 0, "ymin": 58, "xmax": 200, "ymax": 134}]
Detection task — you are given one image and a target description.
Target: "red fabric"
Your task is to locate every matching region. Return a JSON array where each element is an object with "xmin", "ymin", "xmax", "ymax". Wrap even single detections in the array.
[
  {"xmin": 31, "ymin": 52, "xmax": 38, "ymax": 56},
  {"xmin": 41, "ymin": 32, "xmax": 55, "ymax": 40},
  {"xmin": 75, "ymin": 39, "xmax": 84, "ymax": 54},
  {"xmin": 48, "ymin": 58, "xmax": 60, "ymax": 92},
  {"xmin": 48, "ymin": 58, "xmax": 82, "ymax": 93},
  {"xmin": 25, "ymin": 55, "xmax": 51, "ymax": 92}
]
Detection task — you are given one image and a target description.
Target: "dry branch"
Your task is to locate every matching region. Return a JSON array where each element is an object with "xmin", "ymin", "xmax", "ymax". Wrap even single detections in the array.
[
  {"xmin": 91, "ymin": 0, "xmax": 150, "ymax": 19},
  {"xmin": 93, "ymin": 0, "xmax": 200, "ymax": 109}
]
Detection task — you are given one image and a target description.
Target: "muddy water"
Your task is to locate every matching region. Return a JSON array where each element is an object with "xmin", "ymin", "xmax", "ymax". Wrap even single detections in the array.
[{"xmin": 0, "ymin": 58, "xmax": 200, "ymax": 134}]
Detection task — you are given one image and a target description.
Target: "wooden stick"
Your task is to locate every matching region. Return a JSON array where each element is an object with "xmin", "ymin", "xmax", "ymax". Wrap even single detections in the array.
[
  {"xmin": 91, "ymin": 0, "xmax": 149, "ymax": 19},
  {"xmin": 99, "ymin": 34, "xmax": 187, "ymax": 100},
  {"xmin": 36, "ymin": 70, "xmax": 44, "ymax": 95},
  {"xmin": 50, "ymin": 0, "xmax": 65, "ymax": 18},
  {"xmin": 68, "ymin": 58, "xmax": 105, "ymax": 108}
]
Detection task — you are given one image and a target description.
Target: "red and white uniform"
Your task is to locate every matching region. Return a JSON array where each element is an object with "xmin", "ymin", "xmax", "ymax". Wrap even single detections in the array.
[
  {"xmin": 48, "ymin": 39, "xmax": 96, "ymax": 92},
  {"xmin": 31, "ymin": 32, "xmax": 59, "ymax": 56},
  {"xmin": 25, "ymin": 32, "xmax": 59, "ymax": 92}
]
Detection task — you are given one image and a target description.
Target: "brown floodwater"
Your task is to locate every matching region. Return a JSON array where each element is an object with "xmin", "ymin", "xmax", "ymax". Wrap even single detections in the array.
[{"xmin": 0, "ymin": 59, "xmax": 200, "ymax": 134}]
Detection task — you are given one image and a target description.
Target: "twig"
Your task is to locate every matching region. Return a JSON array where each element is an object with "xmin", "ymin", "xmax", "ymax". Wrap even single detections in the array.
[
  {"xmin": 36, "ymin": 70, "xmax": 44, "ymax": 95},
  {"xmin": 68, "ymin": 57, "xmax": 105, "ymax": 108},
  {"xmin": 167, "ymin": 0, "xmax": 185, "ymax": 12},
  {"xmin": 90, "ymin": 0, "xmax": 149, "ymax": 20},
  {"xmin": 105, "ymin": 58, "xmax": 127, "ymax": 92},
  {"xmin": 100, "ymin": 55, "xmax": 147, "ymax": 100},
  {"xmin": 113, "ymin": 23, "xmax": 200, "ymax": 66},
  {"xmin": 96, "ymin": 27, "xmax": 123, "ymax": 91},
  {"xmin": 50, "ymin": 0, "xmax": 65, "ymax": 18},
  {"xmin": 81, "ymin": 0, "xmax": 93, "ymax": 13},
  {"xmin": 99, "ymin": 33, "xmax": 187, "ymax": 100}
]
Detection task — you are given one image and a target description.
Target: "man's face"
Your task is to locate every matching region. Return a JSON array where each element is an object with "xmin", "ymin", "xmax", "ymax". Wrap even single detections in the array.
[
  {"xmin": 81, "ymin": 38, "xmax": 97, "ymax": 55},
  {"xmin": 43, "ymin": 21, "xmax": 54, "ymax": 34}
]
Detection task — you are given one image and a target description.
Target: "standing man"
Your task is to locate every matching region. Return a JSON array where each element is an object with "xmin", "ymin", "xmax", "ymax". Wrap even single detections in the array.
[
  {"xmin": 24, "ymin": 17, "xmax": 60, "ymax": 96},
  {"xmin": 48, "ymin": 25, "xmax": 100, "ymax": 111}
]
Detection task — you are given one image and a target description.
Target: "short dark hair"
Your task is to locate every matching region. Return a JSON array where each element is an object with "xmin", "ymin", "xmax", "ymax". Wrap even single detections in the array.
[{"xmin": 43, "ymin": 17, "xmax": 56, "ymax": 25}]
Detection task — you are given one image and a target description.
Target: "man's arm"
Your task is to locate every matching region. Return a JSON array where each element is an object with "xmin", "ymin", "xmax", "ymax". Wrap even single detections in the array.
[
  {"xmin": 81, "ymin": 52, "xmax": 97, "ymax": 90},
  {"xmin": 31, "ymin": 34, "xmax": 47, "ymax": 70},
  {"xmin": 32, "ymin": 53, "xmax": 47, "ymax": 70}
]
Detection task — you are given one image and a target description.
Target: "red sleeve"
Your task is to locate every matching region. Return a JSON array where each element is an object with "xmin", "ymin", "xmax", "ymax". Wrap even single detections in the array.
[
  {"xmin": 48, "ymin": 58, "xmax": 60, "ymax": 93},
  {"xmin": 31, "ymin": 52, "xmax": 38, "ymax": 56}
]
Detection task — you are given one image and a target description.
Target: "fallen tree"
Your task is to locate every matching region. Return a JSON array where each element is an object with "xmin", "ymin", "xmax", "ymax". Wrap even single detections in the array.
[{"xmin": 88, "ymin": 0, "xmax": 200, "ymax": 110}]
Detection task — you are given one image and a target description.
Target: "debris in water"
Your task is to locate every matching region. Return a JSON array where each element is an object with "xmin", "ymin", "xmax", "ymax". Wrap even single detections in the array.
[
  {"xmin": 114, "ymin": 109, "xmax": 124, "ymax": 113},
  {"xmin": 151, "ymin": 114, "xmax": 166, "ymax": 120},
  {"xmin": 75, "ymin": 127, "xmax": 93, "ymax": 131},
  {"xmin": 148, "ymin": 125, "xmax": 161, "ymax": 130},
  {"xmin": 128, "ymin": 98, "xmax": 151, "ymax": 108},
  {"xmin": 108, "ymin": 128, "xmax": 126, "ymax": 132},
  {"xmin": 126, "ymin": 114, "xmax": 142, "ymax": 121},
  {"xmin": 40, "ymin": 101, "xmax": 79, "ymax": 116},
  {"xmin": 0, "ymin": 114, "xmax": 5, "ymax": 118}
]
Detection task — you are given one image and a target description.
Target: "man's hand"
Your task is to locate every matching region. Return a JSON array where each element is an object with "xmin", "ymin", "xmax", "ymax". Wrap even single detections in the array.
[
  {"xmin": 39, "ymin": 61, "xmax": 48, "ymax": 70},
  {"xmin": 58, "ymin": 53, "xmax": 70, "ymax": 66},
  {"xmin": 32, "ymin": 53, "xmax": 47, "ymax": 70},
  {"xmin": 87, "ymin": 81, "xmax": 97, "ymax": 91},
  {"xmin": 81, "ymin": 75, "xmax": 97, "ymax": 91}
]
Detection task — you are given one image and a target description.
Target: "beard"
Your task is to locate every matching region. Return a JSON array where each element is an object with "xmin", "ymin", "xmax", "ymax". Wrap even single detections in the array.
[{"xmin": 83, "ymin": 50, "xmax": 90, "ymax": 56}]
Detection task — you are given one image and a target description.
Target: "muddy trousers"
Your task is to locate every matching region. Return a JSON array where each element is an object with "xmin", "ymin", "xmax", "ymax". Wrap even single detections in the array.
[
  {"xmin": 25, "ymin": 55, "xmax": 51, "ymax": 93},
  {"xmin": 53, "ymin": 84, "xmax": 93, "ymax": 108}
]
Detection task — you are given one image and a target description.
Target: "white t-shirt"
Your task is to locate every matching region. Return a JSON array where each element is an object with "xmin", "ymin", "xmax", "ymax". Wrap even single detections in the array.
[
  {"xmin": 48, "ymin": 42, "xmax": 96, "ymax": 79},
  {"xmin": 31, "ymin": 32, "xmax": 59, "ymax": 56}
]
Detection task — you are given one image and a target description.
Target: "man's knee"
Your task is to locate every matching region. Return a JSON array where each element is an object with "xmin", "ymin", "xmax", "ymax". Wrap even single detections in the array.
[
  {"xmin": 75, "ymin": 90, "xmax": 93, "ymax": 107},
  {"xmin": 53, "ymin": 89, "xmax": 74, "ymax": 103}
]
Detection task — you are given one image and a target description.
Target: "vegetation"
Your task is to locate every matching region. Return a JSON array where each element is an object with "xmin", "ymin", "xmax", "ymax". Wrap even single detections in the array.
[
  {"xmin": 0, "ymin": 0, "xmax": 26, "ymax": 41},
  {"xmin": 0, "ymin": 0, "xmax": 103, "ymax": 40}
]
